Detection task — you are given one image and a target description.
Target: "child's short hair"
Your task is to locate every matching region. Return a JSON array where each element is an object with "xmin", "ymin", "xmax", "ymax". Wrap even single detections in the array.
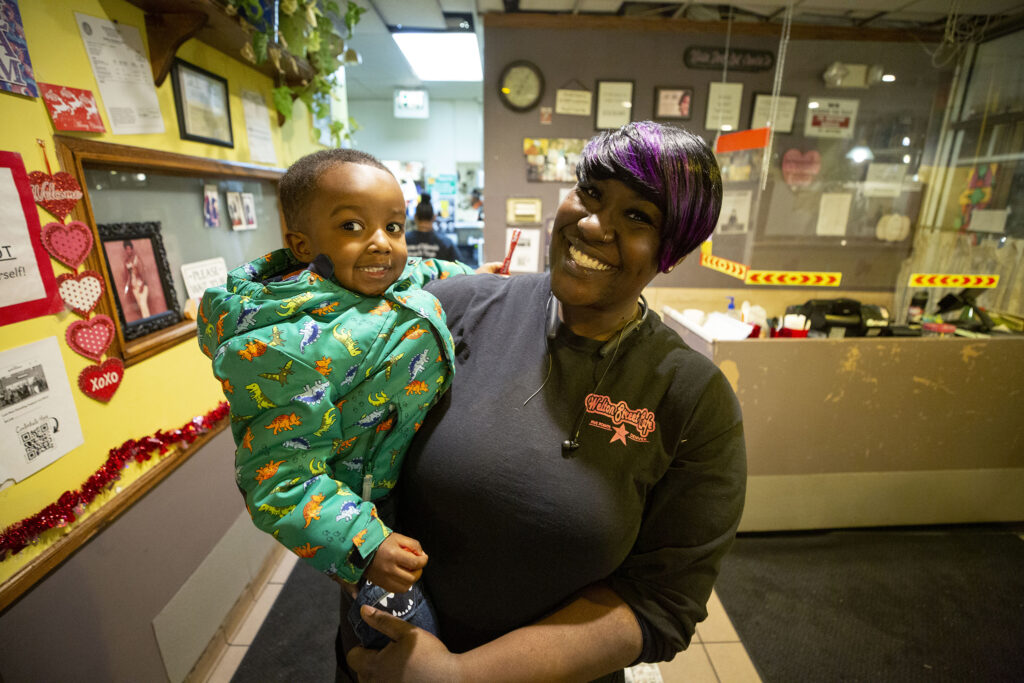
[{"xmin": 279, "ymin": 149, "xmax": 392, "ymax": 233}]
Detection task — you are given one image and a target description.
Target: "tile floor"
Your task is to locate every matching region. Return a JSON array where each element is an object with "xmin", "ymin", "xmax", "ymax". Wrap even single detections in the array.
[{"xmin": 198, "ymin": 550, "xmax": 761, "ymax": 682}]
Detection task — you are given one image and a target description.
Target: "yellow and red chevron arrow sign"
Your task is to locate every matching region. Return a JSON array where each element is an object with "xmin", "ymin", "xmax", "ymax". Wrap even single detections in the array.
[
  {"xmin": 745, "ymin": 270, "xmax": 842, "ymax": 286},
  {"xmin": 699, "ymin": 252, "xmax": 748, "ymax": 280},
  {"xmin": 908, "ymin": 273, "xmax": 999, "ymax": 288}
]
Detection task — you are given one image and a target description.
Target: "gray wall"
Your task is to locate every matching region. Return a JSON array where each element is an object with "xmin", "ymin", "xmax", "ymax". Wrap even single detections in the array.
[
  {"xmin": 0, "ymin": 429, "xmax": 269, "ymax": 683},
  {"xmin": 482, "ymin": 21, "xmax": 949, "ymax": 289}
]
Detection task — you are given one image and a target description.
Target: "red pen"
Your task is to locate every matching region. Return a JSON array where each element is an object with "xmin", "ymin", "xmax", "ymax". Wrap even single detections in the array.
[{"xmin": 499, "ymin": 229, "xmax": 522, "ymax": 275}]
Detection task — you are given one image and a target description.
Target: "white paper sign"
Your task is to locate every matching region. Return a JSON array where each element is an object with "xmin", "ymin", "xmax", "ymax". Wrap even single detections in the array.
[
  {"xmin": 816, "ymin": 192, "xmax": 853, "ymax": 236},
  {"xmin": 0, "ymin": 337, "xmax": 84, "ymax": 485},
  {"xmin": 705, "ymin": 82, "xmax": 743, "ymax": 131},
  {"xmin": 75, "ymin": 13, "xmax": 164, "ymax": 135},
  {"xmin": 555, "ymin": 89, "xmax": 592, "ymax": 116},
  {"xmin": 505, "ymin": 228, "xmax": 542, "ymax": 273},
  {"xmin": 970, "ymin": 208, "xmax": 1008, "ymax": 234},
  {"xmin": 864, "ymin": 163, "xmax": 907, "ymax": 198},
  {"xmin": 0, "ymin": 167, "xmax": 46, "ymax": 309},
  {"xmin": 716, "ymin": 190, "xmax": 752, "ymax": 235},
  {"xmin": 750, "ymin": 95, "xmax": 797, "ymax": 133},
  {"xmin": 804, "ymin": 98, "xmax": 858, "ymax": 139},
  {"xmin": 181, "ymin": 257, "xmax": 228, "ymax": 299}
]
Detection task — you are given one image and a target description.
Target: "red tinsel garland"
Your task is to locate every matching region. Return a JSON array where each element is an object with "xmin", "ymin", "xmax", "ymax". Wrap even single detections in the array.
[{"xmin": 0, "ymin": 402, "xmax": 229, "ymax": 560}]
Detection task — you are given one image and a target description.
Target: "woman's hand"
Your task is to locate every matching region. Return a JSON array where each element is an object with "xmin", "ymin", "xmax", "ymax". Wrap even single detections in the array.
[
  {"xmin": 347, "ymin": 605, "xmax": 461, "ymax": 682},
  {"xmin": 475, "ymin": 261, "xmax": 507, "ymax": 275},
  {"xmin": 363, "ymin": 533, "xmax": 427, "ymax": 594}
]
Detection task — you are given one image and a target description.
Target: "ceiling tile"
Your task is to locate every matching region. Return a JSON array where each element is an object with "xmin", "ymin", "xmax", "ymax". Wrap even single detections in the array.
[
  {"xmin": 520, "ymin": 0, "xmax": 579, "ymax": 11},
  {"xmin": 476, "ymin": 0, "xmax": 506, "ymax": 11},
  {"xmin": 372, "ymin": 0, "xmax": 446, "ymax": 29}
]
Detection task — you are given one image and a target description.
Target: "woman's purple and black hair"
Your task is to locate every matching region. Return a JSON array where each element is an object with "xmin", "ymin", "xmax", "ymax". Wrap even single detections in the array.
[{"xmin": 576, "ymin": 121, "xmax": 722, "ymax": 272}]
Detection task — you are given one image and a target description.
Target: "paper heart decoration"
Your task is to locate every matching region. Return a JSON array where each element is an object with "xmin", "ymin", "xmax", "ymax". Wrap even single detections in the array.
[
  {"xmin": 57, "ymin": 270, "xmax": 106, "ymax": 316},
  {"xmin": 66, "ymin": 313, "xmax": 115, "ymax": 361},
  {"xmin": 781, "ymin": 149, "xmax": 822, "ymax": 188},
  {"xmin": 42, "ymin": 221, "xmax": 94, "ymax": 269},
  {"xmin": 28, "ymin": 170, "xmax": 84, "ymax": 221},
  {"xmin": 78, "ymin": 358, "xmax": 124, "ymax": 403}
]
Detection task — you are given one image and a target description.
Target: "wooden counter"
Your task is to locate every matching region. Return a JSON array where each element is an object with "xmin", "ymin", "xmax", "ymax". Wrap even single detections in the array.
[{"xmin": 663, "ymin": 307, "xmax": 1024, "ymax": 531}]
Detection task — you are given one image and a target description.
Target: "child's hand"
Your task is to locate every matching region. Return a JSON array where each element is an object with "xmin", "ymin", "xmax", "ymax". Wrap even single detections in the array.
[
  {"xmin": 476, "ymin": 261, "xmax": 507, "ymax": 275},
  {"xmin": 364, "ymin": 532, "xmax": 428, "ymax": 594}
]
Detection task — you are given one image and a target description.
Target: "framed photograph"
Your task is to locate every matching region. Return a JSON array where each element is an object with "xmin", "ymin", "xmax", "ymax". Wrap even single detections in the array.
[
  {"xmin": 750, "ymin": 93, "xmax": 798, "ymax": 133},
  {"xmin": 97, "ymin": 222, "xmax": 181, "ymax": 340},
  {"xmin": 654, "ymin": 87, "xmax": 693, "ymax": 120},
  {"xmin": 170, "ymin": 59, "xmax": 233, "ymax": 147},
  {"xmin": 241, "ymin": 192, "xmax": 258, "ymax": 230},
  {"xmin": 226, "ymin": 191, "xmax": 246, "ymax": 230},
  {"xmin": 595, "ymin": 80, "xmax": 634, "ymax": 130}
]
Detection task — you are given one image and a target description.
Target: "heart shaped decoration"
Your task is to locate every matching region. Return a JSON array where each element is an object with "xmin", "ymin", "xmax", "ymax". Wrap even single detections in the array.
[
  {"xmin": 57, "ymin": 270, "xmax": 106, "ymax": 316},
  {"xmin": 28, "ymin": 171, "xmax": 84, "ymax": 221},
  {"xmin": 78, "ymin": 358, "xmax": 124, "ymax": 403},
  {"xmin": 781, "ymin": 149, "xmax": 822, "ymax": 188},
  {"xmin": 42, "ymin": 221, "xmax": 94, "ymax": 269},
  {"xmin": 66, "ymin": 314, "xmax": 115, "ymax": 361}
]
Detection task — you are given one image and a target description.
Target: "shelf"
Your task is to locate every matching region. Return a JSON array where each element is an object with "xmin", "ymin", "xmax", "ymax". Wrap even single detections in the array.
[{"xmin": 125, "ymin": 0, "xmax": 314, "ymax": 88}]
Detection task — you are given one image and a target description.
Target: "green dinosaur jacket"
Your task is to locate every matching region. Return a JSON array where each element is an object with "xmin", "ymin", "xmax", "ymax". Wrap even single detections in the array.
[{"xmin": 198, "ymin": 249, "xmax": 474, "ymax": 582}]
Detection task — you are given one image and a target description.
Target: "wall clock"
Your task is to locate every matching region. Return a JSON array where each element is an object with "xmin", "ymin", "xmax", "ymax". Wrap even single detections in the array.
[{"xmin": 498, "ymin": 61, "xmax": 544, "ymax": 112}]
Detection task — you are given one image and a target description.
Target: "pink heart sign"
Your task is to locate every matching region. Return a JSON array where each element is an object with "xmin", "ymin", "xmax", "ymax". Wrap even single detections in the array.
[
  {"xmin": 28, "ymin": 170, "xmax": 84, "ymax": 221},
  {"xmin": 781, "ymin": 149, "xmax": 822, "ymax": 188},
  {"xmin": 78, "ymin": 358, "xmax": 124, "ymax": 403},
  {"xmin": 57, "ymin": 270, "xmax": 106, "ymax": 317},
  {"xmin": 41, "ymin": 220, "xmax": 94, "ymax": 269},
  {"xmin": 66, "ymin": 313, "xmax": 115, "ymax": 361}
]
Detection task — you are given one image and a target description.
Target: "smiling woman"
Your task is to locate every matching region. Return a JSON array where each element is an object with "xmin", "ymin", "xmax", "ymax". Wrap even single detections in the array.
[{"xmin": 344, "ymin": 122, "xmax": 746, "ymax": 682}]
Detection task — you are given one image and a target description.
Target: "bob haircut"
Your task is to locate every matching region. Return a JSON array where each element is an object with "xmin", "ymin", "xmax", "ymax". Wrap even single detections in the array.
[
  {"xmin": 576, "ymin": 121, "xmax": 722, "ymax": 272},
  {"xmin": 278, "ymin": 148, "xmax": 392, "ymax": 233}
]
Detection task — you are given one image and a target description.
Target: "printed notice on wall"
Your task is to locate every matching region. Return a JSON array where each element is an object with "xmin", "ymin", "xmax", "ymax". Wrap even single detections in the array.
[
  {"xmin": 241, "ymin": 89, "xmax": 278, "ymax": 165},
  {"xmin": 816, "ymin": 192, "xmax": 852, "ymax": 236},
  {"xmin": 0, "ymin": 337, "xmax": 84, "ymax": 486},
  {"xmin": 181, "ymin": 257, "xmax": 227, "ymax": 300},
  {"xmin": 75, "ymin": 12, "xmax": 164, "ymax": 135},
  {"xmin": 505, "ymin": 228, "xmax": 542, "ymax": 273},
  {"xmin": 804, "ymin": 98, "xmax": 858, "ymax": 139}
]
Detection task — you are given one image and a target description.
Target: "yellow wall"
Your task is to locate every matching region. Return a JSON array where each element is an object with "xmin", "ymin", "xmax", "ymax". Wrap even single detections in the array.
[{"xmin": 0, "ymin": 0, "xmax": 325, "ymax": 582}]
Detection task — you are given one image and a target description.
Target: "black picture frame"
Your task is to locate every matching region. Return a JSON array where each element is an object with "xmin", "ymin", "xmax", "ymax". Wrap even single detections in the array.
[
  {"xmin": 653, "ymin": 86, "xmax": 694, "ymax": 120},
  {"xmin": 749, "ymin": 93, "xmax": 799, "ymax": 134},
  {"xmin": 594, "ymin": 80, "xmax": 635, "ymax": 130},
  {"xmin": 170, "ymin": 59, "xmax": 234, "ymax": 148},
  {"xmin": 98, "ymin": 222, "xmax": 182, "ymax": 341}
]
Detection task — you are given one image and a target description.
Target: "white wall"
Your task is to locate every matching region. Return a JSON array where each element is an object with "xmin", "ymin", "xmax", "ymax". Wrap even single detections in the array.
[{"xmin": 348, "ymin": 98, "xmax": 483, "ymax": 178}]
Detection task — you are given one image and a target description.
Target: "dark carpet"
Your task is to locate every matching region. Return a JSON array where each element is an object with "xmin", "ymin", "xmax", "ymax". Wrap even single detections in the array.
[
  {"xmin": 231, "ymin": 560, "xmax": 339, "ymax": 683},
  {"xmin": 713, "ymin": 527, "xmax": 1024, "ymax": 682}
]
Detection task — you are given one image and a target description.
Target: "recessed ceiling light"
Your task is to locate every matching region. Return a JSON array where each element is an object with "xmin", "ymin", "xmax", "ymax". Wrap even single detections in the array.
[{"xmin": 392, "ymin": 32, "xmax": 482, "ymax": 82}]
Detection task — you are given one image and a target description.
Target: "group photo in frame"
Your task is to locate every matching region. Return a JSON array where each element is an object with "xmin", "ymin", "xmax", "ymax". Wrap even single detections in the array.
[
  {"xmin": 750, "ymin": 93, "xmax": 799, "ymax": 134},
  {"xmin": 654, "ymin": 87, "xmax": 693, "ymax": 120},
  {"xmin": 98, "ymin": 222, "xmax": 182, "ymax": 340},
  {"xmin": 595, "ymin": 80, "xmax": 635, "ymax": 130},
  {"xmin": 171, "ymin": 58, "xmax": 234, "ymax": 148}
]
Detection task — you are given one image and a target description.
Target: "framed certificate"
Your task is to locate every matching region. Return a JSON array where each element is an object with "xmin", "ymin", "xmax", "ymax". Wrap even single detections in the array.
[
  {"xmin": 595, "ymin": 80, "xmax": 634, "ymax": 130},
  {"xmin": 171, "ymin": 59, "xmax": 234, "ymax": 148},
  {"xmin": 750, "ymin": 93, "xmax": 798, "ymax": 133},
  {"xmin": 705, "ymin": 82, "xmax": 743, "ymax": 131},
  {"xmin": 654, "ymin": 87, "xmax": 693, "ymax": 120}
]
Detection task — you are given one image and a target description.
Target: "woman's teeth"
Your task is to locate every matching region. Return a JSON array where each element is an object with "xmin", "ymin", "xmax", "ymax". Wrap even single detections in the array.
[
  {"xmin": 360, "ymin": 264, "xmax": 389, "ymax": 273},
  {"xmin": 569, "ymin": 245, "xmax": 611, "ymax": 271}
]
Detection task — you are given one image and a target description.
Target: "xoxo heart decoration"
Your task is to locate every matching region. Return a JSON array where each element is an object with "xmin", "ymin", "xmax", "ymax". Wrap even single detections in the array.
[
  {"xmin": 42, "ymin": 221, "xmax": 94, "ymax": 269},
  {"xmin": 78, "ymin": 358, "xmax": 124, "ymax": 403},
  {"xmin": 57, "ymin": 270, "xmax": 106, "ymax": 316},
  {"xmin": 66, "ymin": 313, "xmax": 115, "ymax": 361},
  {"xmin": 781, "ymin": 149, "xmax": 822, "ymax": 188},
  {"xmin": 28, "ymin": 170, "xmax": 84, "ymax": 221}
]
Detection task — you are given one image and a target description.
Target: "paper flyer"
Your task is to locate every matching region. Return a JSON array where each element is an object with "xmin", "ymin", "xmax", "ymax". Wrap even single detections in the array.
[
  {"xmin": 0, "ymin": 337, "xmax": 84, "ymax": 485},
  {"xmin": 0, "ymin": 0, "xmax": 38, "ymax": 98},
  {"xmin": 75, "ymin": 12, "xmax": 164, "ymax": 135},
  {"xmin": 241, "ymin": 89, "xmax": 278, "ymax": 165}
]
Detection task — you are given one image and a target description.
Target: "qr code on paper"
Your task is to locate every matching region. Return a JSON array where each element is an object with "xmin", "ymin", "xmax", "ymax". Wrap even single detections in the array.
[{"xmin": 20, "ymin": 425, "xmax": 54, "ymax": 461}]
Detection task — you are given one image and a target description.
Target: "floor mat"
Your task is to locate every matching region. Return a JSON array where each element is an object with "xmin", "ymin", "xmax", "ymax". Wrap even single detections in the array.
[
  {"xmin": 713, "ymin": 528, "xmax": 1024, "ymax": 682},
  {"xmin": 231, "ymin": 560, "xmax": 340, "ymax": 682}
]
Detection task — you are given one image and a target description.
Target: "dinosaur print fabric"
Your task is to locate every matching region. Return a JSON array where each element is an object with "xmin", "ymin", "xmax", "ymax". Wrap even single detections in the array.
[{"xmin": 198, "ymin": 249, "xmax": 473, "ymax": 583}]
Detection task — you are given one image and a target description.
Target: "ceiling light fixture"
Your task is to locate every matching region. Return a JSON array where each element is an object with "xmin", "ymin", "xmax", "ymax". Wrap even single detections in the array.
[{"xmin": 391, "ymin": 13, "xmax": 482, "ymax": 82}]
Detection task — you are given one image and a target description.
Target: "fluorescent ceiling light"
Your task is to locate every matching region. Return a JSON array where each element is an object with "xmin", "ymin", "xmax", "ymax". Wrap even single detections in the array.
[{"xmin": 392, "ymin": 32, "xmax": 482, "ymax": 81}]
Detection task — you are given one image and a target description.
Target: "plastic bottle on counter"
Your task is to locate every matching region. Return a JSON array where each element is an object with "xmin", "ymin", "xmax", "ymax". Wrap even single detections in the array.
[{"xmin": 908, "ymin": 291, "xmax": 927, "ymax": 324}]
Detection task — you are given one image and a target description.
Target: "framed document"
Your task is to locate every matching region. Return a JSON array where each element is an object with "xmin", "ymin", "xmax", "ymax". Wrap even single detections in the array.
[
  {"xmin": 654, "ymin": 87, "xmax": 693, "ymax": 120},
  {"xmin": 750, "ymin": 93, "xmax": 798, "ymax": 133},
  {"xmin": 705, "ymin": 82, "xmax": 743, "ymax": 131},
  {"xmin": 171, "ymin": 59, "xmax": 234, "ymax": 147},
  {"xmin": 595, "ymin": 80, "xmax": 634, "ymax": 130}
]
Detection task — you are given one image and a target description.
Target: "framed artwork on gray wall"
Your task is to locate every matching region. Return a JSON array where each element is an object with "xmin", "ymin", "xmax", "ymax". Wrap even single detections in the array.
[
  {"xmin": 654, "ymin": 87, "xmax": 694, "ymax": 120},
  {"xmin": 595, "ymin": 80, "xmax": 634, "ymax": 130}
]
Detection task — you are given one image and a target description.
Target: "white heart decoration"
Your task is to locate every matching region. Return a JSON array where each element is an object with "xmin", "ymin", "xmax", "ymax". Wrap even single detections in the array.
[{"xmin": 56, "ymin": 271, "xmax": 106, "ymax": 317}]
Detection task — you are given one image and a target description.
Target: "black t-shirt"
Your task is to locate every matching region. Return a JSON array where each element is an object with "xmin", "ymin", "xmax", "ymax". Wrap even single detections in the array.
[
  {"xmin": 399, "ymin": 273, "xmax": 747, "ymax": 662},
  {"xmin": 405, "ymin": 229, "xmax": 459, "ymax": 262}
]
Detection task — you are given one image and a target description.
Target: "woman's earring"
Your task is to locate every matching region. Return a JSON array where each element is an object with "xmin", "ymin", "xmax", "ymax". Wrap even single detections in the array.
[{"xmin": 665, "ymin": 265, "xmax": 675, "ymax": 273}]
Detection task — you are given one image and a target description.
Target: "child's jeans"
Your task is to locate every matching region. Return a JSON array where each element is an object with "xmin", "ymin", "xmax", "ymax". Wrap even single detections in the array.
[{"xmin": 347, "ymin": 578, "xmax": 439, "ymax": 649}]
